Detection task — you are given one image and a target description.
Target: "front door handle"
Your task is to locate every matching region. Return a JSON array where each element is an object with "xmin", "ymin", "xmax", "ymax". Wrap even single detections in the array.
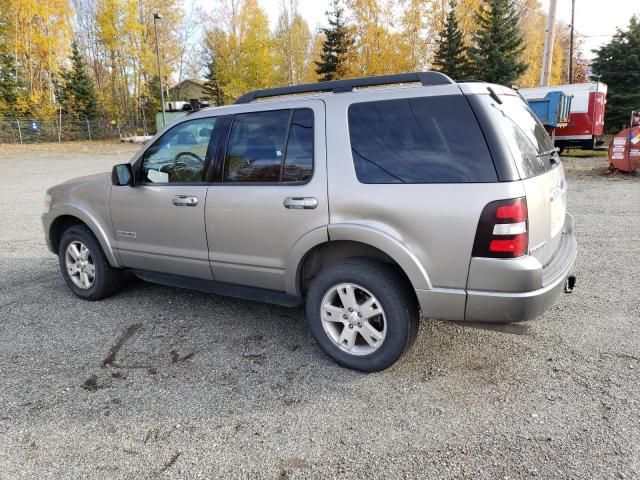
[
  {"xmin": 172, "ymin": 195, "xmax": 198, "ymax": 207},
  {"xmin": 283, "ymin": 196, "xmax": 318, "ymax": 210}
]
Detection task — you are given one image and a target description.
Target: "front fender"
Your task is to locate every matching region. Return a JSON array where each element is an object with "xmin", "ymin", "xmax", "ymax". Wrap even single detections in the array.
[{"xmin": 43, "ymin": 204, "xmax": 121, "ymax": 267}]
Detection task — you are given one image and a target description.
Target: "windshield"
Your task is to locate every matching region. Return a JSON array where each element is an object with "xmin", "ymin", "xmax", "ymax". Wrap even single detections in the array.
[{"xmin": 479, "ymin": 94, "xmax": 557, "ymax": 178}]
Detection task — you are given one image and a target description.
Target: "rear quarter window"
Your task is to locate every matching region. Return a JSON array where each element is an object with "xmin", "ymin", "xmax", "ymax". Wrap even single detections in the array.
[
  {"xmin": 477, "ymin": 94, "xmax": 557, "ymax": 179},
  {"xmin": 347, "ymin": 95, "xmax": 497, "ymax": 184}
]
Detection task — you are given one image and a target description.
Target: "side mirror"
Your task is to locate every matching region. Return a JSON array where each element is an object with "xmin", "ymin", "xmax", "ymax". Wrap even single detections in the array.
[{"xmin": 112, "ymin": 164, "xmax": 134, "ymax": 186}]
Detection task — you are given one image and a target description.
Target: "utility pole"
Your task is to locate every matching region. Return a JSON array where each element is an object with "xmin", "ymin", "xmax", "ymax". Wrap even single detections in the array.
[
  {"xmin": 153, "ymin": 11, "xmax": 166, "ymax": 127},
  {"xmin": 569, "ymin": 0, "xmax": 575, "ymax": 84},
  {"xmin": 540, "ymin": 0, "xmax": 558, "ymax": 86}
]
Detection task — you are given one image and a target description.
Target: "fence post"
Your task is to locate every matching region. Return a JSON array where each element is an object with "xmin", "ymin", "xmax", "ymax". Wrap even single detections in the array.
[
  {"xmin": 16, "ymin": 119, "xmax": 22, "ymax": 144},
  {"xmin": 58, "ymin": 107, "xmax": 62, "ymax": 142},
  {"xmin": 86, "ymin": 117, "xmax": 91, "ymax": 141}
]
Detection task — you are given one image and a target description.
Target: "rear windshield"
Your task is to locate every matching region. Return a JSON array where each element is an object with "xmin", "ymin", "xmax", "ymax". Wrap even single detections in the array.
[
  {"xmin": 477, "ymin": 94, "xmax": 557, "ymax": 178},
  {"xmin": 347, "ymin": 95, "xmax": 497, "ymax": 184}
]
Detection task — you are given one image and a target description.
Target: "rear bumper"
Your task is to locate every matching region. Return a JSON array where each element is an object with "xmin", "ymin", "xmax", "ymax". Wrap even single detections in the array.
[{"xmin": 464, "ymin": 213, "xmax": 577, "ymax": 323}]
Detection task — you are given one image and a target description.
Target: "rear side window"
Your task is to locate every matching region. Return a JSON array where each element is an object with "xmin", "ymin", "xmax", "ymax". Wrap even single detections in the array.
[
  {"xmin": 283, "ymin": 109, "xmax": 314, "ymax": 182},
  {"xmin": 348, "ymin": 95, "xmax": 497, "ymax": 183},
  {"xmin": 223, "ymin": 108, "xmax": 314, "ymax": 183}
]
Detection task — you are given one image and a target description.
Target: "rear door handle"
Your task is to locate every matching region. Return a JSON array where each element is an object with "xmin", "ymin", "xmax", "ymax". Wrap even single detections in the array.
[
  {"xmin": 172, "ymin": 195, "xmax": 198, "ymax": 207},
  {"xmin": 283, "ymin": 196, "xmax": 318, "ymax": 209}
]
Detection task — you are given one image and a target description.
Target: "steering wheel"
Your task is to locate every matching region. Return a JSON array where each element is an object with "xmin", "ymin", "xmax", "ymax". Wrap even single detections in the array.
[{"xmin": 174, "ymin": 151, "xmax": 204, "ymax": 169}]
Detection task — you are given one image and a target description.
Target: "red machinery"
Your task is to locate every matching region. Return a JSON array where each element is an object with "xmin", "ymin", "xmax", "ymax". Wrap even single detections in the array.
[{"xmin": 608, "ymin": 110, "xmax": 640, "ymax": 172}]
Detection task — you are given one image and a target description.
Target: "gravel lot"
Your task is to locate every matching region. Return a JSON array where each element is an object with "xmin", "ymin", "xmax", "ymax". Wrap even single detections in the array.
[{"xmin": 0, "ymin": 141, "xmax": 638, "ymax": 479}]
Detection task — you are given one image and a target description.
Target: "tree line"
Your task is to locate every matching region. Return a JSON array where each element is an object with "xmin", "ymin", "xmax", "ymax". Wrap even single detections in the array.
[{"xmin": 0, "ymin": 0, "xmax": 625, "ymax": 132}]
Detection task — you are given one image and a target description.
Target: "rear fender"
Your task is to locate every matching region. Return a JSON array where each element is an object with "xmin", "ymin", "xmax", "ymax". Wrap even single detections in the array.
[
  {"xmin": 284, "ymin": 223, "xmax": 432, "ymax": 297},
  {"xmin": 327, "ymin": 223, "xmax": 432, "ymax": 290}
]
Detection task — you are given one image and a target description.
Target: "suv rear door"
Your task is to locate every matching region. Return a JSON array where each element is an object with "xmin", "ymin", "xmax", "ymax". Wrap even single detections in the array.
[{"xmin": 205, "ymin": 100, "xmax": 328, "ymax": 292}]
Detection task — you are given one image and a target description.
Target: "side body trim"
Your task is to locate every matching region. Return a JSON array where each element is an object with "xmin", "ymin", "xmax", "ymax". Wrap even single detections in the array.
[
  {"xmin": 415, "ymin": 288, "xmax": 466, "ymax": 321},
  {"xmin": 133, "ymin": 270, "xmax": 302, "ymax": 307}
]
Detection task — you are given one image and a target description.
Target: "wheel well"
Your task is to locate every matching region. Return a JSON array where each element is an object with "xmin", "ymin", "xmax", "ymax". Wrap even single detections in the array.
[
  {"xmin": 298, "ymin": 240, "xmax": 416, "ymax": 297},
  {"xmin": 49, "ymin": 215, "xmax": 86, "ymax": 254}
]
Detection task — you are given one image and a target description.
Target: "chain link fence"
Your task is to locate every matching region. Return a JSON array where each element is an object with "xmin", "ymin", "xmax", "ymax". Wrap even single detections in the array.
[{"xmin": 0, "ymin": 116, "xmax": 155, "ymax": 144}]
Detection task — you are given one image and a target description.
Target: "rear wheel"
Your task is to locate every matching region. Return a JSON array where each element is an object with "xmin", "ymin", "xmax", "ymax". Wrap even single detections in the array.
[
  {"xmin": 58, "ymin": 225, "xmax": 123, "ymax": 300},
  {"xmin": 306, "ymin": 259, "xmax": 419, "ymax": 372}
]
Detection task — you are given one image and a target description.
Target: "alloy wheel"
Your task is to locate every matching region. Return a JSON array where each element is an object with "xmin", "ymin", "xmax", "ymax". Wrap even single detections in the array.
[
  {"xmin": 65, "ymin": 241, "xmax": 95, "ymax": 289},
  {"xmin": 320, "ymin": 283, "xmax": 387, "ymax": 356}
]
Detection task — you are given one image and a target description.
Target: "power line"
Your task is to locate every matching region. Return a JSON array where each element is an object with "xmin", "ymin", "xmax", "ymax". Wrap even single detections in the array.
[
  {"xmin": 513, "ymin": 1, "xmax": 614, "ymax": 40},
  {"xmin": 575, "ymin": 33, "xmax": 614, "ymax": 38}
]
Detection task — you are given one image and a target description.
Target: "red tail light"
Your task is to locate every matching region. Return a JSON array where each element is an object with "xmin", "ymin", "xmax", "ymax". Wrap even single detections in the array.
[
  {"xmin": 473, "ymin": 198, "xmax": 528, "ymax": 258},
  {"xmin": 496, "ymin": 203, "xmax": 527, "ymax": 222}
]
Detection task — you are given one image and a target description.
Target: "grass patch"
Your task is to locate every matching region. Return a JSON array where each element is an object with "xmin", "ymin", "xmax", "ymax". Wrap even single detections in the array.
[{"xmin": 561, "ymin": 149, "xmax": 609, "ymax": 158}]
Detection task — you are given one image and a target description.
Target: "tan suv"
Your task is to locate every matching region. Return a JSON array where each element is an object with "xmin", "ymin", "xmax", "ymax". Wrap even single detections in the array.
[{"xmin": 42, "ymin": 72, "xmax": 577, "ymax": 371}]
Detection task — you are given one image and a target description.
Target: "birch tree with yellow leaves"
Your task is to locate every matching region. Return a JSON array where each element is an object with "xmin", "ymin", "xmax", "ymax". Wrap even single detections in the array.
[
  {"xmin": 346, "ymin": 0, "xmax": 408, "ymax": 75},
  {"xmin": 273, "ymin": 0, "xmax": 313, "ymax": 86},
  {"xmin": 205, "ymin": 0, "xmax": 274, "ymax": 101},
  {"xmin": 0, "ymin": 0, "xmax": 73, "ymax": 116}
]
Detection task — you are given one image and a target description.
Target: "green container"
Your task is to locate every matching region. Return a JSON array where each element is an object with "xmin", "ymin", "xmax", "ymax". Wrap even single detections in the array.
[{"xmin": 155, "ymin": 111, "xmax": 187, "ymax": 132}]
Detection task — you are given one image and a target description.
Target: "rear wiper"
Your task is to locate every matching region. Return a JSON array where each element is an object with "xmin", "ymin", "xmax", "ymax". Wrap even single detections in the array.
[
  {"xmin": 537, "ymin": 147, "xmax": 559, "ymax": 157},
  {"xmin": 537, "ymin": 147, "xmax": 560, "ymax": 164}
]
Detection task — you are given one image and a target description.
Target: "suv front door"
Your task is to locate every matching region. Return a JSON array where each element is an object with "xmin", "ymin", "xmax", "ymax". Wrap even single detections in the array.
[
  {"xmin": 110, "ymin": 116, "xmax": 221, "ymax": 279},
  {"xmin": 206, "ymin": 101, "xmax": 328, "ymax": 292}
]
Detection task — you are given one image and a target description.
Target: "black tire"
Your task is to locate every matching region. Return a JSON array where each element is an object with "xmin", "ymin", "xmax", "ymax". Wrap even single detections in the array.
[
  {"xmin": 58, "ymin": 225, "xmax": 123, "ymax": 301},
  {"xmin": 305, "ymin": 258, "xmax": 419, "ymax": 372}
]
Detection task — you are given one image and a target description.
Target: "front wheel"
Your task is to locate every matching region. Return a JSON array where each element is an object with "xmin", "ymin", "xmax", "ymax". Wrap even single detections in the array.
[
  {"xmin": 58, "ymin": 225, "xmax": 123, "ymax": 300},
  {"xmin": 306, "ymin": 259, "xmax": 419, "ymax": 372}
]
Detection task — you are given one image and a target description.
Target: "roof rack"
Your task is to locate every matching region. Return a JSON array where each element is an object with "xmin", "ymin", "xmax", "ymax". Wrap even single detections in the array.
[{"xmin": 234, "ymin": 71, "xmax": 454, "ymax": 104}]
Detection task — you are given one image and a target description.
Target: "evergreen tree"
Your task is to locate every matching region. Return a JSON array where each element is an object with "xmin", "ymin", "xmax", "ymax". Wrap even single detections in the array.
[
  {"xmin": 0, "ymin": 54, "xmax": 20, "ymax": 115},
  {"xmin": 467, "ymin": 0, "xmax": 527, "ymax": 85},
  {"xmin": 143, "ymin": 75, "xmax": 162, "ymax": 125},
  {"xmin": 591, "ymin": 16, "xmax": 640, "ymax": 132},
  {"xmin": 433, "ymin": 1, "xmax": 471, "ymax": 80},
  {"xmin": 204, "ymin": 51, "xmax": 224, "ymax": 106},
  {"xmin": 60, "ymin": 41, "xmax": 99, "ymax": 119},
  {"xmin": 315, "ymin": 0, "xmax": 354, "ymax": 81}
]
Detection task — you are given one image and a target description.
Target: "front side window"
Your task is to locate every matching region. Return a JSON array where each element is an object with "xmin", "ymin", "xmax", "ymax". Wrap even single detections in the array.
[
  {"xmin": 224, "ymin": 108, "xmax": 314, "ymax": 183},
  {"xmin": 142, "ymin": 117, "xmax": 216, "ymax": 183},
  {"xmin": 348, "ymin": 95, "xmax": 497, "ymax": 184}
]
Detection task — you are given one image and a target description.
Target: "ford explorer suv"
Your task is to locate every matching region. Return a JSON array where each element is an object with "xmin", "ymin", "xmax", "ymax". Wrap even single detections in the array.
[{"xmin": 42, "ymin": 72, "xmax": 577, "ymax": 372}]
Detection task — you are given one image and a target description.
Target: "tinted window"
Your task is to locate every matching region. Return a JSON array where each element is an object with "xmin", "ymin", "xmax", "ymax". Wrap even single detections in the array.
[
  {"xmin": 479, "ymin": 95, "xmax": 556, "ymax": 178},
  {"xmin": 142, "ymin": 118, "xmax": 216, "ymax": 183},
  {"xmin": 283, "ymin": 109, "xmax": 314, "ymax": 182},
  {"xmin": 224, "ymin": 110, "xmax": 289, "ymax": 182},
  {"xmin": 348, "ymin": 95, "xmax": 497, "ymax": 183},
  {"xmin": 223, "ymin": 109, "xmax": 314, "ymax": 183}
]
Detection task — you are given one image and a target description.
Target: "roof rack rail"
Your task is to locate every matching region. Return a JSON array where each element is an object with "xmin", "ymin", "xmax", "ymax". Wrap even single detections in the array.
[{"xmin": 234, "ymin": 71, "xmax": 454, "ymax": 104}]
